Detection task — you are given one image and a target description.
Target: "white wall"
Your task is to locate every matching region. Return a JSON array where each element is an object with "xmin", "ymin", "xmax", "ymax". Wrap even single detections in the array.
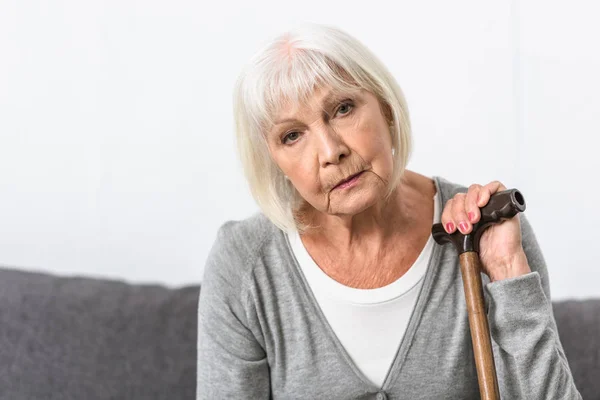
[{"xmin": 0, "ymin": 0, "xmax": 598, "ymax": 299}]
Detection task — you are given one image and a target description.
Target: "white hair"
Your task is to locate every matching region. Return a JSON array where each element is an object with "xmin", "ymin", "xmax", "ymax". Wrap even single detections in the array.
[{"xmin": 233, "ymin": 23, "xmax": 412, "ymax": 233}]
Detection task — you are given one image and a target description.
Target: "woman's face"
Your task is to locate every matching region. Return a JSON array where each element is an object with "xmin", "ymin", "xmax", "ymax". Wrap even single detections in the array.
[{"xmin": 267, "ymin": 86, "xmax": 395, "ymax": 217}]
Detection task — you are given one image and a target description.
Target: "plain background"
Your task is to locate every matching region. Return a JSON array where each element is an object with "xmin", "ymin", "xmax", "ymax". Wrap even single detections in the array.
[{"xmin": 0, "ymin": 0, "xmax": 598, "ymax": 300}]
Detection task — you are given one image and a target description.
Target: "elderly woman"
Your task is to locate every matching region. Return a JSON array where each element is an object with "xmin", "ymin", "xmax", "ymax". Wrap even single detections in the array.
[{"xmin": 197, "ymin": 24, "xmax": 581, "ymax": 399}]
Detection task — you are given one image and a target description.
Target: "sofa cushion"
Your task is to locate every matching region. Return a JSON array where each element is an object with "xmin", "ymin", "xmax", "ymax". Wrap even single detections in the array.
[
  {"xmin": 0, "ymin": 266, "xmax": 598, "ymax": 399},
  {"xmin": 553, "ymin": 299, "xmax": 600, "ymax": 399},
  {"xmin": 0, "ymin": 266, "xmax": 199, "ymax": 400}
]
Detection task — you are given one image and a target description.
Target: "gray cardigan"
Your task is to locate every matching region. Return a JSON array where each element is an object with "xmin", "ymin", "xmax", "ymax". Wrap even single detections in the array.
[{"xmin": 197, "ymin": 175, "xmax": 582, "ymax": 399}]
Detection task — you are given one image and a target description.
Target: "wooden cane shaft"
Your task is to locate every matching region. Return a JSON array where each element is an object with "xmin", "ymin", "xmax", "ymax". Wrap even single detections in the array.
[{"xmin": 459, "ymin": 252, "xmax": 500, "ymax": 400}]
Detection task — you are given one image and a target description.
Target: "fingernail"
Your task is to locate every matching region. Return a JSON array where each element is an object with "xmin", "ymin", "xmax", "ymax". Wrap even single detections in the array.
[
  {"xmin": 468, "ymin": 212, "xmax": 475, "ymax": 222},
  {"xmin": 446, "ymin": 222, "xmax": 454, "ymax": 232},
  {"xmin": 459, "ymin": 222, "xmax": 468, "ymax": 233}
]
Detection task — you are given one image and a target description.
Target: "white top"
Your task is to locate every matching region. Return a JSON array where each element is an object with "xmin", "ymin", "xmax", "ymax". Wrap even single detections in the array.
[{"xmin": 287, "ymin": 193, "xmax": 441, "ymax": 387}]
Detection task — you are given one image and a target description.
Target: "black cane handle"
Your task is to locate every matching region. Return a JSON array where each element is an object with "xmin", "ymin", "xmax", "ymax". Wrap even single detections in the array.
[{"xmin": 431, "ymin": 189, "xmax": 526, "ymax": 254}]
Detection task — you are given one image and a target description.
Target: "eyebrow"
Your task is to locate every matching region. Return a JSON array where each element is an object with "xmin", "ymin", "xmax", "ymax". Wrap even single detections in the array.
[{"xmin": 273, "ymin": 92, "xmax": 347, "ymax": 125}]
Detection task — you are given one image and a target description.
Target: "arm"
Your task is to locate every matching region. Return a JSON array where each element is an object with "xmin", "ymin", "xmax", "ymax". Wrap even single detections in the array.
[
  {"xmin": 196, "ymin": 224, "xmax": 270, "ymax": 399},
  {"xmin": 484, "ymin": 213, "xmax": 582, "ymax": 399}
]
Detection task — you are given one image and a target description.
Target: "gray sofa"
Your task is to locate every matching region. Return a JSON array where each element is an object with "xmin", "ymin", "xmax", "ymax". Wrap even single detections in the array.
[{"xmin": 0, "ymin": 266, "xmax": 598, "ymax": 400}]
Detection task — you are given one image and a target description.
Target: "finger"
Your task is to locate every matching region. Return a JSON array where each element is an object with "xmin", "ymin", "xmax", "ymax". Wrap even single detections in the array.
[
  {"xmin": 477, "ymin": 180, "xmax": 507, "ymax": 207},
  {"xmin": 441, "ymin": 198, "xmax": 457, "ymax": 233},
  {"xmin": 452, "ymin": 193, "xmax": 471, "ymax": 234},
  {"xmin": 466, "ymin": 184, "xmax": 483, "ymax": 223}
]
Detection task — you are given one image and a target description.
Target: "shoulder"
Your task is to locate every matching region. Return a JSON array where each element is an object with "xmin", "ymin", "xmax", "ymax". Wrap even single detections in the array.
[
  {"xmin": 213, "ymin": 212, "xmax": 277, "ymax": 260},
  {"xmin": 432, "ymin": 175, "xmax": 469, "ymax": 205},
  {"xmin": 202, "ymin": 212, "xmax": 282, "ymax": 288}
]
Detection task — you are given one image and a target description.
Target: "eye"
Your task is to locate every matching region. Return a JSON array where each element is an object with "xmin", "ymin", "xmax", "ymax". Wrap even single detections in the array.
[
  {"xmin": 282, "ymin": 131, "xmax": 301, "ymax": 145},
  {"xmin": 335, "ymin": 101, "xmax": 354, "ymax": 117}
]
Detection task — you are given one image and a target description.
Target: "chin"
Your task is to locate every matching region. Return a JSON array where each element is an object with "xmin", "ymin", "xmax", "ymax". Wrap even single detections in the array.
[{"xmin": 328, "ymin": 187, "xmax": 382, "ymax": 216}]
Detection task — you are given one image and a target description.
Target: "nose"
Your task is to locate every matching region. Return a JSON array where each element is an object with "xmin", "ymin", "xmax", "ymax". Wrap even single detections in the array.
[{"xmin": 316, "ymin": 126, "xmax": 350, "ymax": 167}]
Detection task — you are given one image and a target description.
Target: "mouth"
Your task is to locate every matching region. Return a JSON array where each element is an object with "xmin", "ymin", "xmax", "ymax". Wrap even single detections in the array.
[{"xmin": 332, "ymin": 171, "xmax": 364, "ymax": 190}]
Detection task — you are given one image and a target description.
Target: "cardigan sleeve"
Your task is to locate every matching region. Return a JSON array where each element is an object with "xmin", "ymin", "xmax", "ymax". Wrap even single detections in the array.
[
  {"xmin": 484, "ymin": 213, "xmax": 582, "ymax": 399},
  {"xmin": 196, "ymin": 223, "xmax": 270, "ymax": 399}
]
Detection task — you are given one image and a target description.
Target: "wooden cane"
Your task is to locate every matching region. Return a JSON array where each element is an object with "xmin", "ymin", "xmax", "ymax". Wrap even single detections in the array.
[{"xmin": 431, "ymin": 189, "xmax": 527, "ymax": 400}]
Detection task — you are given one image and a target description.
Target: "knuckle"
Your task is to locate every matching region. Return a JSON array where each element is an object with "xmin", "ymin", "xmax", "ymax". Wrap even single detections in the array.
[{"xmin": 452, "ymin": 200, "xmax": 465, "ymax": 213}]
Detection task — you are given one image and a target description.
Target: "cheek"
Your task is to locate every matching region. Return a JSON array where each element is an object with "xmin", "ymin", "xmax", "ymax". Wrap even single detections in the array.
[
  {"xmin": 276, "ymin": 154, "xmax": 321, "ymax": 194},
  {"xmin": 293, "ymin": 164, "xmax": 322, "ymax": 195},
  {"xmin": 353, "ymin": 120, "xmax": 392, "ymax": 162}
]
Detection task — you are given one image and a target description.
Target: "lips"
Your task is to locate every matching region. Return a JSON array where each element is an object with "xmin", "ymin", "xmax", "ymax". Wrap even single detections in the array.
[{"xmin": 333, "ymin": 171, "xmax": 363, "ymax": 189}]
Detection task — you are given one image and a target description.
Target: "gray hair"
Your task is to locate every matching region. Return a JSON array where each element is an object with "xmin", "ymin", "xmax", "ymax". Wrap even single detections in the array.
[{"xmin": 233, "ymin": 23, "xmax": 412, "ymax": 233}]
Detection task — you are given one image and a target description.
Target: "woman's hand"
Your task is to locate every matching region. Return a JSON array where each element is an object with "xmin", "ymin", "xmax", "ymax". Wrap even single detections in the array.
[{"xmin": 441, "ymin": 180, "xmax": 531, "ymax": 282}]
